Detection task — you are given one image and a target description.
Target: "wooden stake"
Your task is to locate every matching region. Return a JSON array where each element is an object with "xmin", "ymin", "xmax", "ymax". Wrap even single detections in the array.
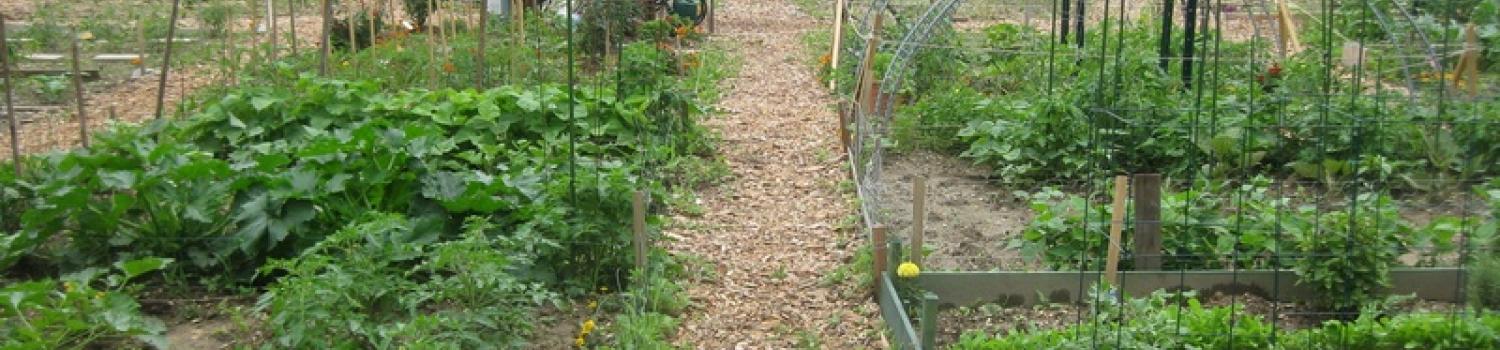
[
  {"xmin": 268, "ymin": 0, "xmax": 278, "ymax": 61},
  {"xmin": 829, "ymin": 0, "xmax": 846, "ymax": 90},
  {"xmin": 837, "ymin": 102, "xmax": 850, "ymax": 150},
  {"xmin": 707, "ymin": 0, "xmax": 715, "ymax": 33},
  {"xmin": 1, "ymin": 20, "xmax": 19, "ymax": 171},
  {"xmin": 1133, "ymin": 174, "xmax": 1162, "ymax": 270},
  {"xmin": 632, "ymin": 191, "xmax": 648, "ymax": 274},
  {"xmin": 1274, "ymin": 0, "xmax": 1300, "ymax": 57},
  {"xmin": 155, "ymin": 0, "xmax": 183, "ymax": 120},
  {"xmin": 70, "ymin": 36, "xmax": 89, "ymax": 148},
  {"xmin": 873, "ymin": 225, "xmax": 889, "ymax": 295},
  {"xmin": 320, "ymin": 0, "xmax": 332, "ymax": 75},
  {"xmin": 1453, "ymin": 23, "xmax": 1482, "ymax": 95},
  {"xmin": 108, "ymin": 106, "xmax": 118, "ymax": 121},
  {"xmin": 289, "ymin": 0, "xmax": 299, "ymax": 56},
  {"xmin": 1104, "ymin": 175, "xmax": 1128, "ymax": 286},
  {"xmin": 478, "ymin": 0, "xmax": 489, "ymax": 89},
  {"xmin": 911, "ymin": 176, "xmax": 927, "ymax": 266}
]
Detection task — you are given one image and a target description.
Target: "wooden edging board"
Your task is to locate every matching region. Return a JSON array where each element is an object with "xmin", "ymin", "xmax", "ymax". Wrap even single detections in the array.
[{"xmin": 917, "ymin": 268, "xmax": 1466, "ymax": 308}]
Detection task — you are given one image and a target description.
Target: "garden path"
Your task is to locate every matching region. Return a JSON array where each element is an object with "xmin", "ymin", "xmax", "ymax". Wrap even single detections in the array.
[{"xmin": 666, "ymin": 0, "xmax": 882, "ymax": 347}]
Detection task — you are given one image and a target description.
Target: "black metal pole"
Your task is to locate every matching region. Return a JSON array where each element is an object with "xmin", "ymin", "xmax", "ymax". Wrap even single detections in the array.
[
  {"xmin": 1181, "ymin": 0, "xmax": 1199, "ymax": 88},
  {"xmin": 1074, "ymin": 0, "xmax": 1086, "ymax": 47},
  {"xmin": 1158, "ymin": 0, "xmax": 1175, "ymax": 72},
  {"xmin": 1060, "ymin": 0, "xmax": 1072, "ymax": 45},
  {"xmin": 155, "ymin": 0, "xmax": 183, "ymax": 119}
]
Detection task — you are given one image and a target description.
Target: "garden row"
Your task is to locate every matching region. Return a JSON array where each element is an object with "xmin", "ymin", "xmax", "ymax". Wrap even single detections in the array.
[{"xmin": 1, "ymin": 7, "xmax": 724, "ymax": 348}]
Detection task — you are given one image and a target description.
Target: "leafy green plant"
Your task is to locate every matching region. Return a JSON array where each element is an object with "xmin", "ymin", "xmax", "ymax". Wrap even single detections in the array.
[
  {"xmin": 28, "ymin": 75, "xmax": 70, "ymax": 104},
  {"xmin": 0, "ymin": 257, "xmax": 174, "ymax": 349},
  {"xmin": 1288, "ymin": 195, "xmax": 1407, "ymax": 312},
  {"xmin": 257, "ymin": 214, "xmax": 556, "ymax": 348},
  {"xmin": 1469, "ymin": 256, "xmax": 1500, "ymax": 310},
  {"xmin": 195, "ymin": 0, "xmax": 238, "ymax": 38}
]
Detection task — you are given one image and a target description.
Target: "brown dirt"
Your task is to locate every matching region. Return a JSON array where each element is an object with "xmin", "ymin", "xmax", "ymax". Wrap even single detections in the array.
[
  {"xmin": 662, "ymin": 0, "xmax": 882, "ymax": 347},
  {"xmin": 877, "ymin": 150, "xmax": 1036, "ymax": 272}
]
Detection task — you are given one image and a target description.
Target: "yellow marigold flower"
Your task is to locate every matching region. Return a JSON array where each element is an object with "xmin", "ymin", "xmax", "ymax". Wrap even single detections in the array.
[
  {"xmin": 94, "ymin": 291, "xmax": 105, "ymax": 300},
  {"xmin": 599, "ymin": 286, "xmax": 609, "ymax": 292},
  {"xmin": 63, "ymin": 282, "xmax": 75, "ymax": 293},
  {"xmin": 897, "ymin": 262, "xmax": 920, "ymax": 278},
  {"xmin": 587, "ymin": 300, "xmax": 598, "ymax": 310},
  {"xmin": 130, "ymin": 57, "xmax": 144, "ymax": 66},
  {"xmin": 819, "ymin": 53, "xmax": 832, "ymax": 67},
  {"xmin": 581, "ymin": 319, "xmax": 596, "ymax": 334},
  {"xmin": 574, "ymin": 336, "xmax": 585, "ymax": 347}
]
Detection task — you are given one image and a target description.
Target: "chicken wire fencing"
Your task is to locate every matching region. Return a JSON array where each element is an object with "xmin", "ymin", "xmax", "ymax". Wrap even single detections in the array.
[{"xmin": 838, "ymin": 0, "xmax": 1498, "ymax": 347}]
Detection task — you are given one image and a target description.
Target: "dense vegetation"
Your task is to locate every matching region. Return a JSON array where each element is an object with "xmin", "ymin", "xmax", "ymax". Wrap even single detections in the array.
[
  {"xmin": 952, "ymin": 289, "xmax": 1500, "ymax": 349},
  {"xmin": 1, "ymin": 3, "xmax": 724, "ymax": 344}
]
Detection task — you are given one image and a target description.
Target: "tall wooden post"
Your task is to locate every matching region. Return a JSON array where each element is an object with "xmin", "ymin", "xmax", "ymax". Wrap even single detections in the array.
[
  {"xmin": 478, "ymin": 0, "xmax": 489, "ymax": 89},
  {"xmin": 1, "ymin": 20, "xmax": 19, "ymax": 171},
  {"xmin": 1133, "ymin": 174, "xmax": 1162, "ymax": 270},
  {"xmin": 268, "ymin": 0, "xmax": 278, "ymax": 61},
  {"xmin": 70, "ymin": 36, "xmax": 89, "ymax": 148},
  {"xmin": 632, "ymin": 191, "xmax": 648, "ymax": 274},
  {"xmin": 289, "ymin": 0, "xmax": 299, "ymax": 55},
  {"xmin": 1104, "ymin": 176, "xmax": 1128, "ymax": 285},
  {"xmin": 911, "ymin": 176, "xmax": 927, "ymax": 266},
  {"xmin": 154, "ymin": 0, "xmax": 183, "ymax": 119},
  {"xmin": 320, "ymin": 0, "xmax": 332, "ymax": 75},
  {"xmin": 856, "ymin": 14, "xmax": 884, "ymax": 115}
]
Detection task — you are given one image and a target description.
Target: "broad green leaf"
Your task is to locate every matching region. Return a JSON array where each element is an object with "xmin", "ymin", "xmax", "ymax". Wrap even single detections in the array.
[{"xmin": 115, "ymin": 257, "xmax": 175, "ymax": 280}]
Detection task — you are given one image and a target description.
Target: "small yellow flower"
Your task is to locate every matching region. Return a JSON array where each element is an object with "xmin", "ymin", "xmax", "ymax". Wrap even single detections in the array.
[
  {"xmin": 78, "ymin": 32, "xmax": 95, "ymax": 41},
  {"xmin": 94, "ymin": 291, "xmax": 105, "ymax": 300},
  {"xmin": 587, "ymin": 300, "xmax": 598, "ymax": 310},
  {"xmin": 599, "ymin": 286, "xmax": 609, "ymax": 293},
  {"xmin": 341, "ymin": 61, "xmax": 351, "ymax": 67},
  {"xmin": 63, "ymin": 282, "xmax": 75, "ymax": 293},
  {"xmin": 581, "ymin": 319, "xmax": 596, "ymax": 334},
  {"xmin": 574, "ymin": 336, "xmax": 586, "ymax": 347},
  {"xmin": 897, "ymin": 262, "xmax": 920, "ymax": 278}
]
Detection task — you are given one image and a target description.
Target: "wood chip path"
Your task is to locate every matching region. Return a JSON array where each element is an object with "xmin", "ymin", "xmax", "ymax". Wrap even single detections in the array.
[{"xmin": 667, "ymin": 0, "xmax": 881, "ymax": 348}]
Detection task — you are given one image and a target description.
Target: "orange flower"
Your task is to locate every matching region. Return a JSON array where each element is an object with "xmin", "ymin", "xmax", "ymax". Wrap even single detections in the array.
[
  {"xmin": 130, "ymin": 57, "xmax": 144, "ymax": 66},
  {"xmin": 819, "ymin": 53, "xmax": 832, "ymax": 67},
  {"xmin": 442, "ymin": 62, "xmax": 457, "ymax": 73},
  {"xmin": 675, "ymin": 25, "xmax": 690, "ymax": 39}
]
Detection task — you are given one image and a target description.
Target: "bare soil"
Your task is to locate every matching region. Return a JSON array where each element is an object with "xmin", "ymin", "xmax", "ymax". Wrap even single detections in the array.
[{"xmin": 877, "ymin": 150, "xmax": 1036, "ymax": 272}]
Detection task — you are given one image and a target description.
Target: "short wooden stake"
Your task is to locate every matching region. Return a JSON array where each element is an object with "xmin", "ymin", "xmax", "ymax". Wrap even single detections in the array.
[
  {"xmin": 921, "ymin": 292, "xmax": 939, "ymax": 349},
  {"xmin": 155, "ymin": 0, "xmax": 183, "ymax": 120},
  {"xmin": 1, "ymin": 19, "xmax": 19, "ymax": 172},
  {"xmin": 267, "ymin": 0, "xmax": 278, "ymax": 61},
  {"xmin": 872, "ymin": 225, "xmax": 889, "ymax": 295},
  {"xmin": 1104, "ymin": 175, "xmax": 1128, "ymax": 286},
  {"xmin": 1133, "ymin": 174, "xmax": 1162, "ymax": 270},
  {"xmin": 837, "ymin": 102, "xmax": 850, "ymax": 151},
  {"xmin": 911, "ymin": 176, "xmax": 927, "ymax": 266},
  {"xmin": 108, "ymin": 106, "xmax": 118, "ymax": 121},
  {"xmin": 828, "ymin": 0, "xmax": 847, "ymax": 90},
  {"xmin": 70, "ymin": 36, "xmax": 89, "ymax": 148},
  {"xmin": 632, "ymin": 190, "xmax": 648, "ymax": 274},
  {"xmin": 1274, "ymin": 0, "xmax": 1301, "ymax": 57},
  {"xmin": 1453, "ymin": 23, "xmax": 1482, "ymax": 95}
]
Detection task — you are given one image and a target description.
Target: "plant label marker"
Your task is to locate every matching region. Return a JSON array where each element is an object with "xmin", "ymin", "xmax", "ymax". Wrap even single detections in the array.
[
  {"xmin": 911, "ymin": 176, "xmax": 927, "ymax": 266},
  {"xmin": 70, "ymin": 36, "xmax": 88, "ymax": 148},
  {"xmin": 1133, "ymin": 174, "xmax": 1162, "ymax": 270},
  {"xmin": 633, "ymin": 191, "xmax": 648, "ymax": 275},
  {"xmin": 1105, "ymin": 175, "xmax": 1128, "ymax": 286}
]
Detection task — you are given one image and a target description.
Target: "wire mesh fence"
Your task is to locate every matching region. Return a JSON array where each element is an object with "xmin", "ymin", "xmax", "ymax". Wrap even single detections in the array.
[{"xmin": 837, "ymin": 0, "xmax": 1499, "ymax": 347}]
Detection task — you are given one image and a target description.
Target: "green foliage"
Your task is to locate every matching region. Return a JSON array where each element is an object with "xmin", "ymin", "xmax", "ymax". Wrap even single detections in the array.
[
  {"xmin": 605, "ymin": 312, "xmax": 679, "ymax": 350},
  {"xmin": 953, "ymin": 289, "xmax": 1272, "ymax": 349},
  {"xmin": 0, "ymin": 258, "xmax": 173, "ymax": 349},
  {"xmin": 953, "ymin": 289, "xmax": 1500, "ymax": 349},
  {"xmin": 27, "ymin": 75, "xmax": 70, "ymax": 104},
  {"xmin": 257, "ymin": 214, "xmax": 554, "ymax": 348},
  {"xmin": 893, "ymin": 20, "xmax": 1500, "ymax": 189},
  {"xmin": 1287, "ymin": 195, "xmax": 1406, "ymax": 311},
  {"xmin": 1470, "ymin": 256, "xmax": 1500, "ymax": 310},
  {"xmin": 195, "ymin": 1, "xmax": 238, "ymax": 38}
]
